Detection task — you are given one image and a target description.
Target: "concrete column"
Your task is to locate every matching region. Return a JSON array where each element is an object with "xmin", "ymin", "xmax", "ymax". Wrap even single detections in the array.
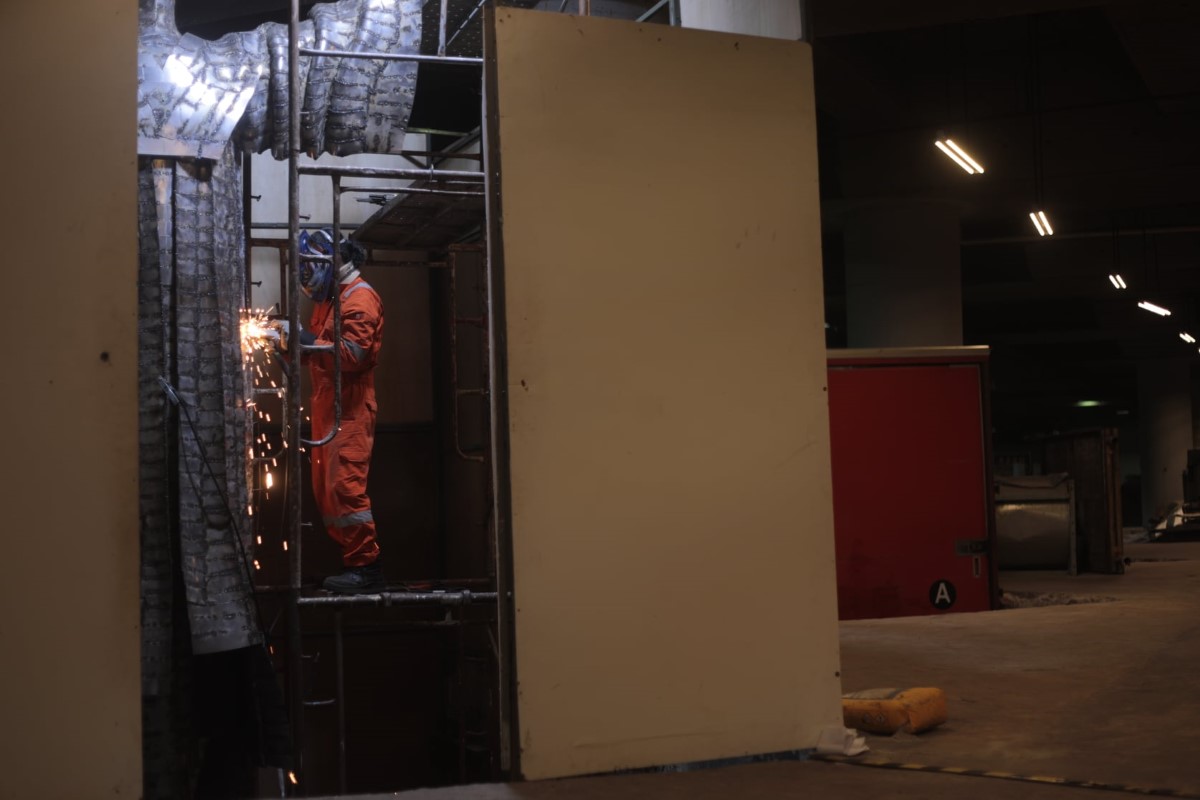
[
  {"xmin": 678, "ymin": 0, "xmax": 804, "ymax": 40},
  {"xmin": 1191, "ymin": 364, "xmax": 1200, "ymax": 449},
  {"xmin": 1138, "ymin": 359, "xmax": 1193, "ymax": 524},
  {"xmin": 843, "ymin": 199, "xmax": 962, "ymax": 348}
]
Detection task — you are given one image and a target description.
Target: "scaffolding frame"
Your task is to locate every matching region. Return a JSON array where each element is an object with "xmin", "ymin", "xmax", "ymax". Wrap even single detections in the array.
[
  {"xmin": 270, "ymin": 0, "xmax": 496, "ymax": 794},
  {"xmin": 259, "ymin": 2, "xmax": 683, "ymax": 793}
]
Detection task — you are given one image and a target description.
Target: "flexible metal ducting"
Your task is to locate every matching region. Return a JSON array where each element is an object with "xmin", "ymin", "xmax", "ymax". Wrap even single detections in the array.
[{"xmin": 136, "ymin": 0, "xmax": 421, "ymax": 793}]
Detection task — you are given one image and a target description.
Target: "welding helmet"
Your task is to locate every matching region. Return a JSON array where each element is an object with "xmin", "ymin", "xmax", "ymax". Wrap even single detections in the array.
[{"xmin": 297, "ymin": 229, "xmax": 337, "ymax": 302}]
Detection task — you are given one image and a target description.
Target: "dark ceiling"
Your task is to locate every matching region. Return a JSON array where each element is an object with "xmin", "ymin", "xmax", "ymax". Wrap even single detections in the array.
[
  {"xmin": 809, "ymin": 0, "xmax": 1200, "ymax": 440},
  {"xmin": 174, "ymin": 0, "xmax": 1200, "ymax": 443}
]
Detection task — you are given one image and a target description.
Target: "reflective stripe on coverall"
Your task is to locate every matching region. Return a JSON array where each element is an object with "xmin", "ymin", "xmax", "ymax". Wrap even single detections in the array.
[{"xmin": 309, "ymin": 278, "xmax": 385, "ymax": 566}]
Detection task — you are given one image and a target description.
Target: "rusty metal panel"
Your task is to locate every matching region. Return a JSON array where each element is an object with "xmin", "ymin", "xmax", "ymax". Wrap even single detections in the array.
[{"xmin": 1043, "ymin": 429, "xmax": 1124, "ymax": 574}]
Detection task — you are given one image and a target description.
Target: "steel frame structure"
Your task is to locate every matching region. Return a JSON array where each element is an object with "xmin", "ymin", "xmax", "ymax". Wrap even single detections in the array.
[
  {"xmin": 258, "ymin": 0, "xmax": 497, "ymax": 793},
  {"xmin": 259, "ymin": 1, "xmax": 683, "ymax": 793}
]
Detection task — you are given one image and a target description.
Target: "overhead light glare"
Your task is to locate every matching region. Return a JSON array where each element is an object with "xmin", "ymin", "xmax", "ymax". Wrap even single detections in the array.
[
  {"xmin": 1108, "ymin": 273, "xmax": 1127, "ymax": 289},
  {"xmin": 1030, "ymin": 212, "xmax": 1046, "ymax": 236},
  {"xmin": 944, "ymin": 139, "xmax": 985, "ymax": 173},
  {"xmin": 935, "ymin": 140, "xmax": 976, "ymax": 174},
  {"xmin": 1138, "ymin": 301, "xmax": 1172, "ymax": 317},
  {"xmin": 1181, "ymin": 333, "xmax": 1196, "ymax": 344},
  {"xmin": 1037, "ymin": 210, "xmax": 1053, "ymax": 235},
  {"xmin": 1032, "ymin": 209, "xmax": 1051, "ymax": 235},
  {"xmin": 1075, "ymin": 400, "xmax": 1103, "ymax": 408}
]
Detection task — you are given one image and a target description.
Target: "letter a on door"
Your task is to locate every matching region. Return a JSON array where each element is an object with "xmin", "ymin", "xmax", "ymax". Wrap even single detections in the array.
[{"xmin": 929, "ymin": 579, "xmax": 956, "ymax": 610}]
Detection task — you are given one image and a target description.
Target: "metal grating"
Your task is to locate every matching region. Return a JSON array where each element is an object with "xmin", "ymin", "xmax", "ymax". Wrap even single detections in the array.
[
  {"xmin": 353, "ymin": 179, "xmax": 485, "ymax": 249},
  {"xmin": 422, "ymin": 0, "xmax": 543, "ymax": 57}
]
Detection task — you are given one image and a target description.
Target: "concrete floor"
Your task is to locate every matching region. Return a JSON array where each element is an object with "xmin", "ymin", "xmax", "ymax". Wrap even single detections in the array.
[
  {"xmin": 838, "ymin": 540, "xmax": 1200, "ymax": 794},
  {"xmin": 335, "ymin": 541, "xmax": 1200, "ymax": 799}
]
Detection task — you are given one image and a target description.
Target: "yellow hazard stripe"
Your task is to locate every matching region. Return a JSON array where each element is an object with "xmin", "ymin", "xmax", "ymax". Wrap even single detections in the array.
[{"xmin": 809, "ymin": 754, "xmax": 1200, "ymax": 798}]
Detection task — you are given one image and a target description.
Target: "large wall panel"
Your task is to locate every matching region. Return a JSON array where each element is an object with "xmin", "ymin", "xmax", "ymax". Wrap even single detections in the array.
[
  {"xmin": 488, "ymin": 8, "xmax": 840, "ymax": 779},
  {"xmin": 0, "ymin": 0, "xmax": 141, "ymax": 796}
]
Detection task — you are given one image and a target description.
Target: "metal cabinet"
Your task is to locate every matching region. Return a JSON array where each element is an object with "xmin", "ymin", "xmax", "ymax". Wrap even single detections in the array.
[{"xmin": 827, "ymin": 347, "xmax": 998, "ymax": 620}]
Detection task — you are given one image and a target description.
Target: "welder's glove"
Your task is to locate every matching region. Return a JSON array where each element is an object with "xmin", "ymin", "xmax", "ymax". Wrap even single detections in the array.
[
  {"xmin": 267, "ymin": 320, "xmax": 316, "ymax": 351},
  {"xmin": 265, "ymin": 320, "xmax": 294, "ymax": 350}
]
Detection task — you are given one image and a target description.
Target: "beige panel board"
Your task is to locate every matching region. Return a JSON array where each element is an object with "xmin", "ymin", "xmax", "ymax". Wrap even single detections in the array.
[
  {"xmin": 0, "ymin": 0, "xmax": 141, "ymax": 796},
  {"xmin": 490, "ymin": 9, "xmax": 841, "ymax": 780},
  {"xmin": 679, "ymin": 0, "xmax": 804, "ymax": 40}
]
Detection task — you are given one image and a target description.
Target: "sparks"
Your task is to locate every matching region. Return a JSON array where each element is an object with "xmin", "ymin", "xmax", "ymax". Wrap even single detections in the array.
[{"xmin": 239, "ymin": 308, "xmax": 275, "ymax": 355}]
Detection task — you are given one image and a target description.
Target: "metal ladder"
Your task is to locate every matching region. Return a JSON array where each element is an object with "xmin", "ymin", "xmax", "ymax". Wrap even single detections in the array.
[{"xmin": 277, "ymin": 1, "xmax": 486, "ymax": 793}]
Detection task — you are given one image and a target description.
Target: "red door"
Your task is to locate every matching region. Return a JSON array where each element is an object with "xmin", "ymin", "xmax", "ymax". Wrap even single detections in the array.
[{"xmin": 827, "ymin": 362, "xmax": 992, "ymax": 620}]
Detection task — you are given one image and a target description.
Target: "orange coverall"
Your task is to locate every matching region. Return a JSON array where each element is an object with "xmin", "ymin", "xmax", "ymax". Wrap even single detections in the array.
[{"xmin": 308, "ymin": 277, "xmax": 385, "ymax": 567}]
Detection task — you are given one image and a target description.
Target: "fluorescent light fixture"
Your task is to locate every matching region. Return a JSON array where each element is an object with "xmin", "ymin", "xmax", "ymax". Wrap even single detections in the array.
[
  {"xmin": 935, "ymin": 140, "xmax": 976, "ymax": 174},
  {"xmin": 1182, "ymin": 333, "xmax": 1196, "ymax": 344},
  {"xmin": 944, "ymin": 139, "xmax": 985, "ymax": 173},
  {"xmin": 1138, "ymin": 301, "xmax": 1172, "ymax": 316},
  {"xmin": 1075, "ymin": 400, "xmax": 1103, "ymax": 408},
  {"xmin": 1030, "ymin": 210, "xmax": 1054, "ymax": 236},
  {"xmin": 1108, "ymin": 273, "xmax": 1127, "ymax": 289}
]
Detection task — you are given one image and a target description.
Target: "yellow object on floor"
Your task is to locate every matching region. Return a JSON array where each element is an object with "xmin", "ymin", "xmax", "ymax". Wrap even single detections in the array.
[{"xmin": 841, "ymin": 687, "xmax": 947, "ymax": 734}]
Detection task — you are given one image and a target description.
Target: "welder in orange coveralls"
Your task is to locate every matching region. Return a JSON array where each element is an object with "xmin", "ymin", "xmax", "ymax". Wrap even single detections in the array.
[{"xmin": 273, "ymin": 228, "xmax": 385, "ymax": 593}]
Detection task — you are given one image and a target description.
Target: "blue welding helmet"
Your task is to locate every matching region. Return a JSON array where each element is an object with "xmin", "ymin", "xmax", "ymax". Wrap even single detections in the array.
[{"xmin": 297, "ymin": 229, "xmax": 336, "ymax": 302}]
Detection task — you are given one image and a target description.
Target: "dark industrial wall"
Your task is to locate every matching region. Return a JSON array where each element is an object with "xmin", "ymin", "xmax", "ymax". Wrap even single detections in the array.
[{"xmin": 431, "ymin": 247, "xmax": 494, "ymax": 582}]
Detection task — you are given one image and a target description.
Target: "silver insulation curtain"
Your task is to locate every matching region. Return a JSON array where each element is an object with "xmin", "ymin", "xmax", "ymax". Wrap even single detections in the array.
[{"xmin": 136, "ymin": 0, "xmax": 420, "ymax": 792}]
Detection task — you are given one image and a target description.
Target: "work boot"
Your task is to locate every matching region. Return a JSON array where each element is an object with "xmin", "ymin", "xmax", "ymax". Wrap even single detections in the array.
[{"xmin": 322, "ymin": 562, "xmax": 384, "ymax": 594}]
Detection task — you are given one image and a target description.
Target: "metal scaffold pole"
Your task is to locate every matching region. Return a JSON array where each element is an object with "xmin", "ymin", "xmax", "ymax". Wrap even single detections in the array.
[
  {"xmin": 265, "ymin": 1, "xmax": 493, "ymax": 791},
  {"xmin": 285, "ymin": 0, "xmax": 305, "ymax": 790}
]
